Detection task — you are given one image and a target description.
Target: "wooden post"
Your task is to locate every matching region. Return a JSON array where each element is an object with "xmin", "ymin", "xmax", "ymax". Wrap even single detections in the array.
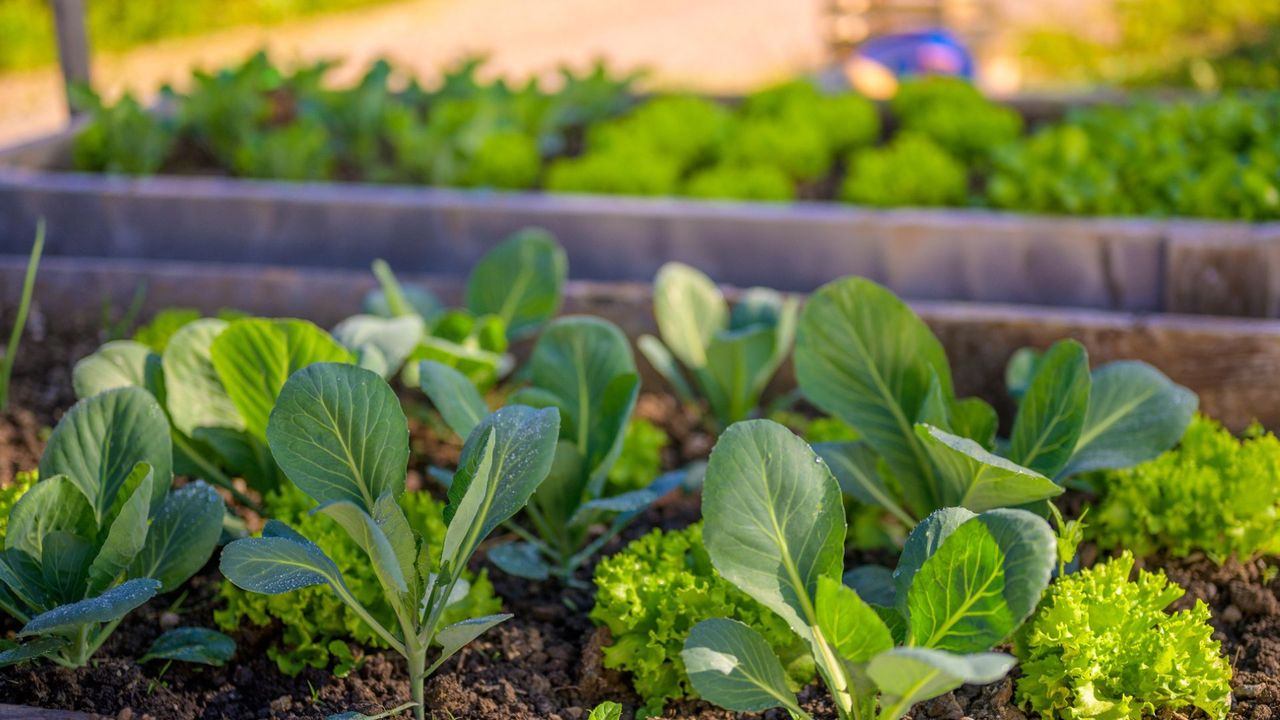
[{"xmin": 50, "ymin": 0, "xmax": 91, "ymax": 118}]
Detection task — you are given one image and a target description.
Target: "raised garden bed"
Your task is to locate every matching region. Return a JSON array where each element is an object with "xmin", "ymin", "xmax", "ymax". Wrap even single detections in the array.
[
  {"xmin": 3, "ymin": 57, "xmax": 1280, "ymax": 319},
  {"xmin": 1, "ymin": 243, "xmax": 1279, "ymax": 720}
]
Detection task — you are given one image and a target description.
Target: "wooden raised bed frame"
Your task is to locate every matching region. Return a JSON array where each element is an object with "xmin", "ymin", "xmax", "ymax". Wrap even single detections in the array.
[
  {"xmin": 2, "ymin": 254, "xmax": 1278, "ymax": 434},
  {"xmin": 2, "ymin": 122, "xmax": 1279, "ymax": 319}
]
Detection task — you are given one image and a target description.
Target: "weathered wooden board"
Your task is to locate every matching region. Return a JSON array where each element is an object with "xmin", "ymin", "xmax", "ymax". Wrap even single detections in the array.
[{"xmin": 2, "ymin": 255, "xmax": 1276, "ymax": 431}]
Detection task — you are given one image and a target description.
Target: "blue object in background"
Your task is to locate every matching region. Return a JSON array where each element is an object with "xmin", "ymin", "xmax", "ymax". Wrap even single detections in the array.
[{"xmin": 855, "ymin": 28, "xmax": 974, "ymax": 80}]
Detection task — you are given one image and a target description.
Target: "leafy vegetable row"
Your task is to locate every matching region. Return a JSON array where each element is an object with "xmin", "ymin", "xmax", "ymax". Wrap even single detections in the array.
[
  {"xmin": 0, "ymin": 226, "xmax": 1257, "ymax": 720},
  {"xmin": 70, "ymin": 52, "xmax": 1280, "ymax": 219}
]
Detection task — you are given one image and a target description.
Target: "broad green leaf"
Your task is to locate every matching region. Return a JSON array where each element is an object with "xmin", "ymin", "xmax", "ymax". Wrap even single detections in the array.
[
  {"xmin": 949, "ymin": 397, "xmax": 998, "ymax": 450},
  {"xmin": 210, "ymin": 318, "xmax": 353, "ymax": 439},
  {"xmin": 894, "ymin": 507, "xmax": 975, "ymax": 608},
  {"xmin": 442, "ymin": 406, "xmax": 560, "ymax": 571},
  {"xmin": 587, "ymin": 702, "xmax": 623, "ymax": 720},
  {"xmin": 19, "ymin": 577, "xmax": 160, "ymax": 636},
  {"xmin": 0, "ymin": 636, "xmax": 67, "ymax": 667},
  {"xmin": 700, "ymin": 325, "xmax": 777, "ymax": 426},
  {"xmin": 371, "ymin": 492, "xmax": 417, "ymax": 597},
  {"xmin": 465, "ymin": 228, "xmax": 567, "ymax": 339},
  {"xmin": 367, "ymin": 259, "xmax": 444, "ymax": 320},
  {"xmin": 906, "ymin": 520, "xmax": 1014, "ymax": 652},
  {"xmin": 40, "ymin": 531, "xmax": 94, "ymax": 603},
  {"xmin": 315, "ymin": 501, "xmax": 408, "ymax": 595},
  {"xmin": 814, "ymin": 441, "xmax": 911, "ymax": 525},
  {"xmin": 681, "ymin": 618, "xmax": 805, "ymax": 716},
  {"xmin": 141, "ymin": 627, "xmax": 236, "ymax": 665},
  {"xmin": 526, "ymin": 316, "xmax": 636, "ymax": 462},
  {"xmin": 128, "ymin": 481, "xmax": 224, "ymax": 592},
  {"xmin": 0, "ymin": 548, "xmax": 51, "ymax": 612},
  {"xmin": 5, "ymin": 475, "xmax": 94, "ymax": 559},
  {"xmin": 1062, "ymin": 361, "xmax": 1197, "ymax": 477},
  {"xmin": 815, "ymin": 575, "xmax": 893, "ymax": 663},
  {"xmin": 486, "ymin": 542, "xmax": 550, "ymax": 581},
  {"xmin": 427, "ymin": 613, "xmax": 513, "ymax": 673},
  {"xmin": 332, "ymin": 315, "xmax": 423, "ymax": 376},
  {"xmin": 868, "ymin": 648, "xmax": 1014, "ymax": 720},
  {"xmin": 915, "ymin": 425, "xmax": 1063, "ymax": 512},
  {"xmin": 162, "ymin": 319, "xmax": 242, "ymax": 436},
  {"xmin": 842, "ymin": 565, "xmax": 896, "ymax": 608},
  {"xmin": 219, "ymin": 534, "xmax": 346, "ymax": 596},
  {"xmin": 267, "ymin": 363, "xmax": 409, "ymax": 512},
  {"xmin": 795, "ymin": 278, "xmax": 952, "ymax": 516},
  {"xmin": 354, "ymin": 344, "xmax": 388, "ymax": 377},
  {"xmin": 418, "ymin": 360, "xmax": 489, "ymax": 438},
  {"xmin": 1004, "ymin": 348, "xmax": 1043, "ymax": 402},
  {"xmin": 972, "ymin": 509, "xmax": 1055, "ymax": 624},
  {"xmin": 703, "ymin": 420, "xmax": 844, "ymax": 640},
  {"xmin": 40, "ymin": 387, "xmax": 173, "ymax": 522},
  {"xmin": 637, "ymin": 335, "xmax": 696, "ymax": 402},
  {"xmin": 729, "ymin": 287, "xmax": 789, "ymax": 331},
  {"xmin": 86, "ymin": 467, "xmax": 154, "ymax": 594},
  {"xmin": 1009, "ymin": 340, "xmax": 1090, "ymax": 477},
  {"xmin": 72, "ymin": 341, "xmax": 152, "ymax": 399},
  {"xmin": 195, "ymin": 428, "xmax": 279, "ymax": 493},
  {"xmin": 653, "ymin": 262, "xmax": 728, "ymax": 368}
]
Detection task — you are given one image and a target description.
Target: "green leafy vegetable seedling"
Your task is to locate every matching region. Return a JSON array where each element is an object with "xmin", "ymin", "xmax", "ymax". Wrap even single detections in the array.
[
  {"xmin": 795, "ymin": 276, "xmax": 1197, "ymax": 524},
  {"xmin": 423, "ymin": 316, "xmax": 681, "ymax": 583},
  {"xmin": 353, "ymin": 227, "xmax": 566, "ymax": 387},
  {"xmin": 0, "ymin": 387, "xmax": 224, "ymax": 668},
  {"xmin": 639, "ymin": 262, "xmax": 797, "ymax": 430},
  {"xmin": 681, "ymin": 419, "xmax": 1056, "ymax": 720},
  {"xmin": 220, "ymin": 362, "xmax": 560, "ymax": 720}
]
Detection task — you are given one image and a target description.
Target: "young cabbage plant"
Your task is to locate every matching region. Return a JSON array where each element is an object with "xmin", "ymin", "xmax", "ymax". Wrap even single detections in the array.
[
  {"xmin": 794, "ymin": 277, "xmax": 1197, "ymax": 525},
  {"xmin": 681, "ymin": 420, "xmax": 1056, "ymax": 720},
  {"xmin": 71, "ymin": 316, "xmax": 356, "ymax": 506},
  {"xmin": 421, "ymin": 316, "xmax": 681, "ymax": 583},
  {"xmin": 351, "ymin": 227, "xmax": 567, "ymax": 389},
  {"xmin": 220, "ymin": 362, "xmax": 561, "ymax": 720},
  {"xmin": 638, "ymin": 262, "xmax": 797, "ymax": 430},
  {"xmin": 0, "ymin": 387, "xmax": 224, "ymax": 668},
  {"xmin": 0, "ymin": 220, "xmax": 44, "ymax": 412}
]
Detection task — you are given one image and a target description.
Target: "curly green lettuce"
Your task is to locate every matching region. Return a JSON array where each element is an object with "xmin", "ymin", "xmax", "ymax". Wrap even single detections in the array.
[
  {"xmin": 1015, "ymin": 552, "xmax": 1232, "ymax": 720},
  {"xmin": 0, "ymin": 470, "xmax": 37, "ymax": 543},
  {"xmin": 840, "ymin": 133, "xmax": 967, "ymax": 207},
  {"xmin": 606, "ymin": 417, "xmax": 670, "ymax": 494},
  {"xmin": 591, "ymin": 523, "xmax": 812, "ymax": 717},
  {"xmin": 1094, "ymin": 414, "xmax": 1280, "ymax": 562},
  {"xmin": 216, "ymin": 484, "xmax": 501, "ymax": 675},
  {"xmin": 682, "ymin": 162, "xmax": 795, "ymax": 202}
]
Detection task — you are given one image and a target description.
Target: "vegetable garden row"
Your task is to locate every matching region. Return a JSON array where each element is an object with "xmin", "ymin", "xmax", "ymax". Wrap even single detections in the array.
[
  {"xmin": 0, "ymin": 228, "xmax": 1276, "ymax": 720},
  {"xmin": 66, "ymin": 53, "xmax": 1280, "ymax": 219}
]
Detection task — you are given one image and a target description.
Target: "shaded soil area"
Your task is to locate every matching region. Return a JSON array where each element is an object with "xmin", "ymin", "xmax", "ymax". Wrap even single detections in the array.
[{"xmin": 0, "ymin": 347, "xmax": 1277, "ymax": 719}]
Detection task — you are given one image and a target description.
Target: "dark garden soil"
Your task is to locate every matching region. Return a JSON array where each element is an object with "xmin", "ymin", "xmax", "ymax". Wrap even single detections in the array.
[{"xmin": 0, "ymin": 337, "xmax": 1277, "ymax": 720}]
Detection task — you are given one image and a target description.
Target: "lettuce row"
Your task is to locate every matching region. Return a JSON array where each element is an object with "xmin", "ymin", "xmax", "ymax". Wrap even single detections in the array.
[
  {"xmin": 216, "ymin": 483, "xmax": 501, "ymax": 675},
  {"xmin": 1015, "ymin": 552, "xmax": 1232, "ymax": 720}
]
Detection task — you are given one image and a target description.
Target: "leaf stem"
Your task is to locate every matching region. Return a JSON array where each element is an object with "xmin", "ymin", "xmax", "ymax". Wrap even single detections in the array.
[{"xmin": 0, "ymin": 219, "xmax": 44, "ymax": 413}]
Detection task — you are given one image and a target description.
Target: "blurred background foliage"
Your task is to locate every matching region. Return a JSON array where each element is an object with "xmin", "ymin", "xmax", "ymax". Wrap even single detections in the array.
[
  {"xmin": 0, "ymin": 0, "xmax": 394, "ymax": 71},
  {"xmin": 1019, "ymin": 0, "xmax": 1280, "ymax": 90}
]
